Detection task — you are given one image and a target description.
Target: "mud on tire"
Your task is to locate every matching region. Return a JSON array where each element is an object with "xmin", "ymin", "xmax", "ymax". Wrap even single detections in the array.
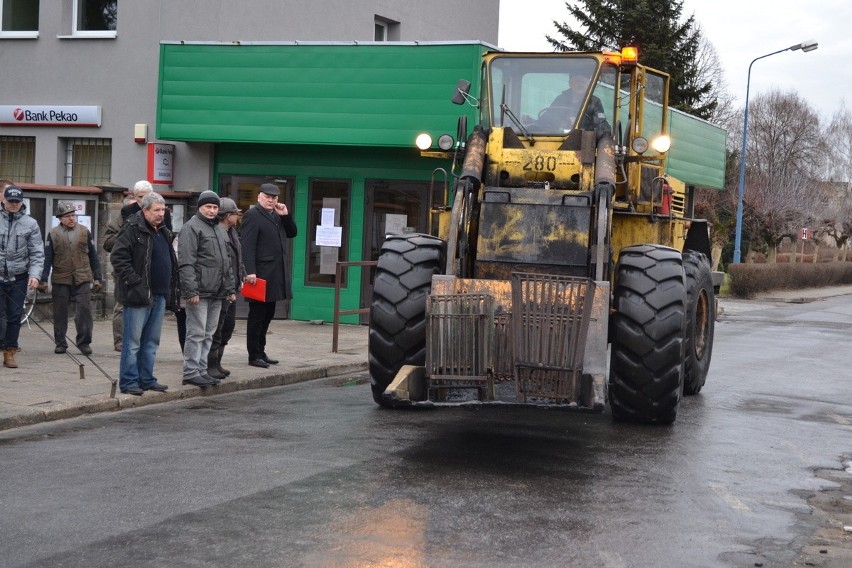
[
  {"xmin": 682, "ymin": 250, "xmax": 715, "ymax": 395},
  {"xmin": 609, "ymin": 245, "xmax": 686, "ymax": 424},
  {"xmin": 368, "ymin": 234, "xmax": 446, "ymax": 406}
]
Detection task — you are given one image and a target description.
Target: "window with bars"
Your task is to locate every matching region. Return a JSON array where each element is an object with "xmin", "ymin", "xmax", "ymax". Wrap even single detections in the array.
[
  {"xmin": 0, "ymin": 136, "xmax": 35, "ymax": 183},
  {"xmin": 65, "ymin": 137, "xmax": 112, "ymax": 186}
]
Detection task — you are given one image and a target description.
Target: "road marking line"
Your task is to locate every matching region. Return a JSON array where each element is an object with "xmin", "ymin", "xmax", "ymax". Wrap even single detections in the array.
[
  {"xmin": 709, "ymin": 482, "xmax": 752, "ymax": 513},
  {"xmin": 828, "ymin": 413, "xmax": 852, "ymax": 426}
]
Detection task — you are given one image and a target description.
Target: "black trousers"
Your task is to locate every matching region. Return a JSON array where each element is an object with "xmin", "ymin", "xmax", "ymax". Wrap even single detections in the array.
[
  {"xmin": 210, "ymin": 299, "xmax": 236, "ymax": 355},
  {"xmin": 246, "ymin": 301, "xmax": 276, "ymax": 360},
  {"xmin": 52, "ymin": 283, "xmax": 93, "ymax": 348}
]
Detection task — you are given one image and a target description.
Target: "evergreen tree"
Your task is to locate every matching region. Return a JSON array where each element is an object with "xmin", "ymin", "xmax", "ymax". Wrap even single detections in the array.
[{"xmin": 546, "ymin": 0, "xmax": 716, "ymax": 119}]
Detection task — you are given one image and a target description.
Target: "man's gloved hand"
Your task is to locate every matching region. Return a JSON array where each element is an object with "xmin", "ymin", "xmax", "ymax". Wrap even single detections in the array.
[
  {"xmin": 92, "ymin": 280, "xmax": 102, "ymax": 294},
  {"xmin": 37, "ymin": 282, "xmax": 48, "ymax": 293}
]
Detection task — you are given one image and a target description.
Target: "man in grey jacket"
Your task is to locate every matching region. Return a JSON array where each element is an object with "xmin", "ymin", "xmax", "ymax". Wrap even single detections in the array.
[
  {"xmin": 0, "ymin": 185, "xmax": 45, "ymax": 368},
  {"xmin": 178, "ymin": 190, "xmax": 235, "ymax": 387}
]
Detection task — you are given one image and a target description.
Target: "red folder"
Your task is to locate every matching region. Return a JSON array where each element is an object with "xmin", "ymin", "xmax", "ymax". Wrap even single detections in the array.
[{"xmin": 241, "ymin": 278, "xmax": 267, "ymax": 301}]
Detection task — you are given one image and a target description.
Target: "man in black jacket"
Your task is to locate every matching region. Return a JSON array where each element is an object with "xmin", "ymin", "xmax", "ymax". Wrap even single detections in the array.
[
  {"xmin": 110, "ymin": 193, "xmax": 179, "ymax": 396},
  {"xmin": 240, "ymin": 183, "xmax": 297, "ymax": 368}
]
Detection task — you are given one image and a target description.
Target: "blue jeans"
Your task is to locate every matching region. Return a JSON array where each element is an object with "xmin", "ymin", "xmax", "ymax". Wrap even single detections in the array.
[
  {"xmin": 119, "ymin": 295, "xmax": 166, "ymax": 391},
  {"xmin": 1, "ymin": 278, "xmax": 28, "ymax": 349},
  {"xmin": 182, "ymin": 298, "xmax": 222, "ymax": 379}
]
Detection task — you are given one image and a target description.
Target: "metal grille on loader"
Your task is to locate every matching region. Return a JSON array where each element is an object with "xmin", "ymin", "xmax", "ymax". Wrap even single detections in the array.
[
  {"xmin": 511, "ymin": 273, "xmax": 594, "ymax": 403},
  {"xmin": 426, "ymin": 294, "xmax": 496, "ymax": 401}
]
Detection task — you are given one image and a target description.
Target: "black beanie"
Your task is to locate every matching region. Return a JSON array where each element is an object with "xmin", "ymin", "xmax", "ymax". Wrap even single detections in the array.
[{"xmin": 197, "ymin": 190, "xmax": 219, "ymax": 208}]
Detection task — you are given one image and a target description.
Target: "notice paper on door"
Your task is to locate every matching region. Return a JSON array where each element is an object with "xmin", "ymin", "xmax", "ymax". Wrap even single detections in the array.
[{"xmin": 316, "ymin": 225, "xmax": 342, "ymax": 247}]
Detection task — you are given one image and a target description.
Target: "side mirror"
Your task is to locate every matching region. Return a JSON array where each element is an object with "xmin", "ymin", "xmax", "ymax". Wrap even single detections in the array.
[{"xmin": 451, "ymin": 79, "xmax": 472, "ymax": 105}]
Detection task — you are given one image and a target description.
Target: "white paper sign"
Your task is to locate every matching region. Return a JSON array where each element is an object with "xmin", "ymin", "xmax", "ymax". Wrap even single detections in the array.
[
  {"xmin": 316, "ymin": 225, "xmax": 342, "ymax": 247},
  {"xmin": 321, "ymin": 207, "xmax": 336, "ymax": 227}
]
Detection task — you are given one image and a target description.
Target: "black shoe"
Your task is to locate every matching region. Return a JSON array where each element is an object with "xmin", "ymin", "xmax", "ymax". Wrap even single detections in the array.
[
  {"xmin": 54, "ymin": 345, "xmax": 67, "ymax": 354},
  {"xmin": 142, "ymin": 382, "xmax": 169, "ymax": 392},
  {"xmin": 219, "ymin": 365, "xmax": 231, "ymax": 377},
  {"xmin": 261, "ymin": 355, "xmax": 279, "ymax": 365},
  {"xmin": 207, "ymin": 367, "xmax": 226, "ymax": 380},
  {"xmin": 182, "ymin": 376, "xmax": 212, "ymax": 387},
  {"xmin": 200, "ymin": 373, "xmax": 221, "ymax": 385},
  {"xmin": 249, "ymin": 358, "xmax": 270, "ymax": 368},
  {"xmin": 121, "ymin": 386, "xmax": 144, "ymax": 396},
  {"xmin": 78, "ymin": 344, "xmax": 92, "ymax": 355}
]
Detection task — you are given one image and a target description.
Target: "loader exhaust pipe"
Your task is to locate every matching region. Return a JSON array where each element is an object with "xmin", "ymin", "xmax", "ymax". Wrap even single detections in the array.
[
  {"xmin": 594, "ymin": 133, "xmax": 616, "ymax": 189},
  {"xmin": 460, "ymin": 126, "xmax": 487, "ymax": 189}
]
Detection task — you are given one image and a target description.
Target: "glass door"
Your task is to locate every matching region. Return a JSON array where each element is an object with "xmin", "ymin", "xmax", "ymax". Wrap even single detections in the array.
[{"xmin": 360, "ymin": 180, "xmax": 430, "ymax": 323}]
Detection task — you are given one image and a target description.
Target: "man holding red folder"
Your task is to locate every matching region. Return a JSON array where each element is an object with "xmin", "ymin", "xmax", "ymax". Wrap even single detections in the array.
[{"xmin": 240, "ymin": 183, "xmax": 298, "ymax": 368}]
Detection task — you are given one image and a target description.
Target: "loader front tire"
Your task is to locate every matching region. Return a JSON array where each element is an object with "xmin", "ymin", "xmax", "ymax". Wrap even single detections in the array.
[
  {"xmin": 682, "ymin": 250, "xmax": 715, "ymax": 395},
  {"xmin": 368, "ymin": 234, "xmax": 446, "ymax": 406},
  {"xmin": 609, "ymin": 245, "xmax": 686, "ymax": 424}
]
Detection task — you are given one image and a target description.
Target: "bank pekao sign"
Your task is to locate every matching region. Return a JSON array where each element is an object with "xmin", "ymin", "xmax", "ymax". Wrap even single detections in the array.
[{"xmin": 0, "ymin": 105, "xmax": 102, "ymax": 127}]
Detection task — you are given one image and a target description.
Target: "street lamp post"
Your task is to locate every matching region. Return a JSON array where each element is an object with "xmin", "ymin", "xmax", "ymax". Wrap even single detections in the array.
[{"xmin": 732, "ymin": 40, "xmax": 818, "ymax": 264}]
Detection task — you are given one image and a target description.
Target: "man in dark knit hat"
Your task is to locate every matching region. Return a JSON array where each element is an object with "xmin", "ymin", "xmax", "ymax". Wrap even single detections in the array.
[{"xmin": 178, "ymin": 190, "xmax": 235, "ymax": 388}]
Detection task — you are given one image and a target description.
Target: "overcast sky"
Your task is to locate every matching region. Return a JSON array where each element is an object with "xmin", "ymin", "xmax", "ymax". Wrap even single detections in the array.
[{"xmin": 498, "ymin": 0, "xmax": 851, "ymax": 121}]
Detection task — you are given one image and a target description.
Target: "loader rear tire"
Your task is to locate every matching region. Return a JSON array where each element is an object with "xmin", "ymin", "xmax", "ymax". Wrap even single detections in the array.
[
  {"xmin": 682, "ymin": 251, "xmax": 715, "ymax": 395},
  {"xmin": 609, "ymin": 245, "xmax": 686, "ymax": 424},
  {"xmin": 368, "ymin": 234, "xmax": 446, "ymax": 406}
]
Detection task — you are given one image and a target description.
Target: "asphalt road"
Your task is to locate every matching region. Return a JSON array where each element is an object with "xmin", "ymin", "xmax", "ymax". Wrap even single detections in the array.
[{"xmin": 1, "ymin": 296, "xmax": 850, "ymax": 567}]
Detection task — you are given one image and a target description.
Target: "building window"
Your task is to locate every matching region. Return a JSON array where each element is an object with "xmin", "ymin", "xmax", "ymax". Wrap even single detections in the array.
[
  {"xmin": 73, "ymin": 0, "xmax": 116, "ymax": 35},
  {"xmin": 0, "ymin": 136, "xmax": 35, "ymax": 183},
  {"xmin": 374, "ymin": 21, "xmax": 386, "ymax": 41},
  {"xmin": 307, "ymin": 179, "xmax": 350, "ymax": 286},
  {"xmin": 1, "ymin": 0, "xmax": 39, "ymax": 35},
  {"xmin": 65, "ymin": 137, "xmax": 111, "ymax": 186},
  {"xmin": 374, "ymin": 16, "xmax": 399, "ymax": 41}
]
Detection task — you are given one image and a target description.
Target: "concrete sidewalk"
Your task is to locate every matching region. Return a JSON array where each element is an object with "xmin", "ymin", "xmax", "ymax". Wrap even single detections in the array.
[{"xmin": 0, "ymin": 313, "xmax": 368, "ymax": 431}]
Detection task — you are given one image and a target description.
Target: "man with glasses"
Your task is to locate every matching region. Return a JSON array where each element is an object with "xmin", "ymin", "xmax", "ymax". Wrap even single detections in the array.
[{"xmin": 240, "ymin": 184, "xmax": 297, "ymax": 368}]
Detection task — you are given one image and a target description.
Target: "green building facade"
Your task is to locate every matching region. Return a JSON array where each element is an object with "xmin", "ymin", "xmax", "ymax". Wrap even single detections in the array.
[{"xmin": 158, "ymin": 42, "xmax": 488, "ymax": 322}]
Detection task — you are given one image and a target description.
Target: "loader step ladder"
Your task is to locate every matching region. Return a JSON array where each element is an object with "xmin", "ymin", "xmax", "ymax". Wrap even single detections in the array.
[
  {"xmin": 511, "ymin": 273, "xmax": 594, "ymax": 402},
  {"xmin": 425, "ymin": 293, "xmax": 496, "ymax": 401}
]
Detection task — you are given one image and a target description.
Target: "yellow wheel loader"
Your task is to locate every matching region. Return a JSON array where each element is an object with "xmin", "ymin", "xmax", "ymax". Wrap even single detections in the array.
[{"xmin": 369, "ymin": 48, "xmax": 719, "ymax": 424}]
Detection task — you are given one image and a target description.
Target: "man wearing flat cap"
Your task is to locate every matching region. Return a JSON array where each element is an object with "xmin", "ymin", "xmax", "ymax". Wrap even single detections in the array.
[
  {"xmin": 207, "ymin": 197, "xmax": 246, "ymax": 380},
  {"xmin": 0, "ymin": 184, "xmax": 44, "ymax": 368},
  {"xmin": 40, "ymin": 201, "xmax": 103, "ymax": 355},
  {"xmin": 240, "ymin": 183, "xmax": 297, "ymax": 368}
]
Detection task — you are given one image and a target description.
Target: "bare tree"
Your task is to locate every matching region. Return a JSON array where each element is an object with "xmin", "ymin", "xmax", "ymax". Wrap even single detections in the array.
[
  {"xmin": 819, "ymin": 104, "xmax": 852, "ymax": 259},
  {"xmin": 737, "ymin": 89, "xmax": 826, "ymax": 261}
]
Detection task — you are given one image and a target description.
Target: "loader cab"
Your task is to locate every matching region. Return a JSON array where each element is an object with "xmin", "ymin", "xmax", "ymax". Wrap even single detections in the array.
[{"xmin": 482, "ymin": 54, "xmax": 619, "ymax": 140}]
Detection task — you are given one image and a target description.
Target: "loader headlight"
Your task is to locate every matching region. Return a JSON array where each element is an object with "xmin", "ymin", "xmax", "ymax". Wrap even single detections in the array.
[
  {"xmin": 631, "ymin": 136, "xmax": 649, "ymax": 154},
  {"xmin": 415, "ymin": 133, "xmax": 433, "ymax": 150},
  {"xmin": 651, "ymin": 135, "xmax": 672, "ymax": 154},
  {"xmin": 437, "ymin": 134, "xmax": 454, "ymax": 150}
]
